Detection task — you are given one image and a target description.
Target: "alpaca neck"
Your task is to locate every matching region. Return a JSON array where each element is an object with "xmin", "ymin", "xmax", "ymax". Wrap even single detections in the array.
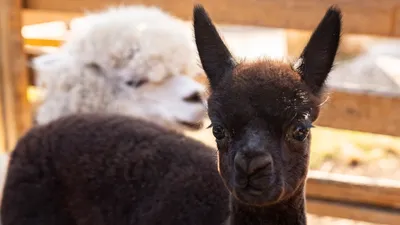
[{"xmin": 228, "ymin": 186, "xmax": 306, "ymax": 225}]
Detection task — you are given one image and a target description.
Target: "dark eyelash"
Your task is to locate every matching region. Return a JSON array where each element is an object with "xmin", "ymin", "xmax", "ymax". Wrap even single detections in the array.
[{"xmin": 206, "ymin": 124, "xmax": 213, "ymax": 129}]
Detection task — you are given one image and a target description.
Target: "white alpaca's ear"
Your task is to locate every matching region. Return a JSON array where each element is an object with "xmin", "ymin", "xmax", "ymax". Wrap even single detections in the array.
[{"xmin": 193, "ymin": 4, "xmax": 236, "ymax": 90}]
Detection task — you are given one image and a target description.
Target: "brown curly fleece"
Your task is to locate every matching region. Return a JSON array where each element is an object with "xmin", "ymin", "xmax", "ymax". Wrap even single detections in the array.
[{"xmin": 1, "ymin": 114, "xmax": 229, "ymax": 225}]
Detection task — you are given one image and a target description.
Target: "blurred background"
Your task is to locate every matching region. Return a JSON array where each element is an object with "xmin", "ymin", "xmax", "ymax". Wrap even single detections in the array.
[{"xmin": 1, "ymin": 1, "xmax": 400, "ymax": 225}]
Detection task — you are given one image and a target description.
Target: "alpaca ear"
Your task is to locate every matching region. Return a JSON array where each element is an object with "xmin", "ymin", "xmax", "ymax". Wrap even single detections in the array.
[
  {"xmin": 294, "ymin": 5, "xmax": 342, "ymax": 96},
  {"xmin": 193, "ymin": 4, "xmax": 236, "ymax": 90}
]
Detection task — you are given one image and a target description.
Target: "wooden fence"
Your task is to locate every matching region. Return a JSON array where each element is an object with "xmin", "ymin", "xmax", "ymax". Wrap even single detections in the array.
[{"xmin": 1, "ymin": 0, "xmax": 400, "ymax": 224}]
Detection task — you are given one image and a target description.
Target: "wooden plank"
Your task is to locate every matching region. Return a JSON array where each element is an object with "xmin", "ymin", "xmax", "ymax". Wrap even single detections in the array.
[
  {"xmin": 24, "ymin": 38, "xmax": 63, "ymax": 47},
  {"xmin": 306, "ymin": 171, "xmax": 400, "ymax": 224},
  {"xmin": 0, "ymin": 74, "xmax": 6, "ymax": 153},
  {"xmin": 24, "ymin": 0, "xmax": 400, "ymax": 12},
  {"xmin": 0, "ymin": 0, "xmax": 32, "ymax": 152},
  {"xmin": 305, "ymin": 171, "xmax": 400, "ymax": 224},
  {"xmin": 307, "ymin": 171, "xmax": 400, "ymax": 209},
  {"xmin": 317, "ymin": 89, "xmax": 400, "ymax": 137},
  {"xmin": 394, "ymin": 7, "xmax": 400, "ymax": 36},
  {"xmin": 307, "ymin": 197, "xmax": 400, "ymax": 225},
  {"xmin": 24, "ymin": 0, "xmax": 399, "ymax": 36},
  {"xmin": 24, "ymin": 45, "xmax": 58, "ymax": 56},
  {"xmin": 22, "ymin": 9, "xmax": 82, "ymax": 25}
]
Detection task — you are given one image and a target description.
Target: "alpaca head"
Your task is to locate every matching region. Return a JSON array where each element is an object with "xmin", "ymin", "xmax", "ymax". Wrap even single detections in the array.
[
  {"xmin": 194, "ymin": 5, "xmax": 341, "ymax": 206},
  {"xmin": 32, "ymin": 6, "xmax": 209, "ymax": 130},
  {"xmin": 33, "ymin": 49, "xmax": 207, "ymax": 131}
]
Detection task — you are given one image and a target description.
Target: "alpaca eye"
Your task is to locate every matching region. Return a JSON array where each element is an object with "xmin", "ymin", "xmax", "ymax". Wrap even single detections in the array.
[
  {"xmin": 125, "ymin": 79, "xmax": 149, "ymax": 88},
  {"xmin": 126, "ymin": 80, "xmax": 134, "ymax": 86},
  {"xmin": 135, "ymin": 79, "xmax": 148, "ymax": 87},
  {"xmin": 291, "ymin": 124, "xmax": 311, "ymax": 142},
  {"xmin": 212, "ymin": 125, "xmax": 226, "ymax": 140}
]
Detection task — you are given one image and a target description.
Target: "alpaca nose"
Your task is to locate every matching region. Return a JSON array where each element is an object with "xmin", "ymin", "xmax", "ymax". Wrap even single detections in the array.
[
  {"xmin": 234, "ymin": 152, "xmax": 272, "ymax": 176},
  {"xmin": 183, "ymin": 91, "xmax": 203, "ymax": 103}
]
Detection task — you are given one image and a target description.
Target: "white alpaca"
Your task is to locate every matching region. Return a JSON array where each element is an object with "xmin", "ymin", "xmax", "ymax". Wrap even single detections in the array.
[
  {"xmin": 0, "ymin": 4, "xmax": 207, "ymax": 211},
  {"xmin": 32, "ymin": 5, "xmax": 207, "ymax": 130}
]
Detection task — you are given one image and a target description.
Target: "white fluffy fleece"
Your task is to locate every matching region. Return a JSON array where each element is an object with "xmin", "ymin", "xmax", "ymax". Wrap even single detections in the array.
[
  {"xmin": 32, "ymin": 5, "xmax": 207, "ymax": 130},
  {"xmin": 63, "ymin": 5, "xmax": 200, "ymax": 83}
]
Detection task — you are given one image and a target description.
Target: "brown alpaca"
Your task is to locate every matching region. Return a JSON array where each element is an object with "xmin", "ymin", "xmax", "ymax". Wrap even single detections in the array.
[
  {"xmin": 193, "ymin": 4, "xmax": 341, "ymax": 225},
  {"xmin": 1, "ymin": 4, "xmax": 341, "ymax": 225},
  {"xmin": 1, "ymin": 114, "xmax": 230, "ymax": 225}
]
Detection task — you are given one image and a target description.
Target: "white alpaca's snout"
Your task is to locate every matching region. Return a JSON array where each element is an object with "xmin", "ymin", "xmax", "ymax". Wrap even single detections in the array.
[{"xmin": 135, "ymin": 75, "xmax": 207, "ymax": 130}]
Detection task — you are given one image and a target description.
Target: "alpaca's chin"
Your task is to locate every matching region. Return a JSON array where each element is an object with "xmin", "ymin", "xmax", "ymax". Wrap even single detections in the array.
[{"xmin": 231, "ymin": 182, "xmax": 284, "ymax": 207}]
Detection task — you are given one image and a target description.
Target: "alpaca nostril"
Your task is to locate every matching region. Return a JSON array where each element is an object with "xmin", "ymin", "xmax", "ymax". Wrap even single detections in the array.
[
  {"xmin": 248, "ymin": 155, "xmax": 272, "ymax": 175},
  {"xmin": 234, "ymin": 153, "xmax": 248, "ymax": 174},
  {"xmin": 235, "ymin": 153, "xmax": 272, "ymax": 176},
  {"xmin": 184, "ymin": 91, "xmax": 202, "ymax": 103}
]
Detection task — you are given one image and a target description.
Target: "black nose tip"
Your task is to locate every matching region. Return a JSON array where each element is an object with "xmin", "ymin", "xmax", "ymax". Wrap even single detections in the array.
[
  {"xmin": 234, "ymin": 153, "xmax": 272, "ymax": 176},
  {"xmin": 184, "ymin": 91, "xmax": 203, "ymax": 103}
]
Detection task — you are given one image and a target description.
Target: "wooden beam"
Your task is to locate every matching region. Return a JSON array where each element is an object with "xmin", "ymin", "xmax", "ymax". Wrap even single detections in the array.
[
  {"xmin": 23, "ymin": 0, "xmax": 400, "ymax": 37},
  {"xmin": 307, "ymin": 198, "xmax": 400, "ymax": 225},
  {"xmin": 306, "ymin": 171, "xmax": 400, "ymax": 225},
  {"xmin": 0, "ymin": 76, "xmax": 6, "ymax": 153},
  {"xmin": 24, "ymin": 0, "xmax": 400, "ymax": 12},
  {"xmin": 317, "ymin": 89, "xmax": 400, "ymax": 137},
  {"xmin": 22, "ymin": 9, "xmax": 82, "ymax": 25},
  {"xmin": 0, "ymin": 0, "xmax": 32, "ymax": 152},
  {"xmin": 394, "ymin": 8, "xmax": 400, "ymax": 36},
  {"xmin": 307, "ymin": 171, "xmax": 400, "ymax": 209}
]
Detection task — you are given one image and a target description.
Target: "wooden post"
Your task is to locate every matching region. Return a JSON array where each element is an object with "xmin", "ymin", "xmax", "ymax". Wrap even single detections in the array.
[
  {"xmin": 0, "ymin": 80, "xmax": 6, "ymax": 153},
  {"xmin": 0, "ymin": 0, "xmax": 32, "ymax": 153}
]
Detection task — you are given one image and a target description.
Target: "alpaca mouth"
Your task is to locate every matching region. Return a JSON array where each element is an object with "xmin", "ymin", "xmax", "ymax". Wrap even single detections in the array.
[
  {"xmin": 232, "ymin": 185, "xmax": 281, "ymax": 206},
  {"xmin": 177, "ymin": 120, "xmax": 204, "ymax": 130}
]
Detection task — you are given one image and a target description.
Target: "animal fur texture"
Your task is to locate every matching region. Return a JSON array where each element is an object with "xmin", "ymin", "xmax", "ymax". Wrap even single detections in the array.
[
  {"xmin": 1, "ymin": 114, "xmax": 229, "ymax": 225},
  {"xmin": 32, "ymin": 5, "xmax": 207, "ymax": 130}
]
